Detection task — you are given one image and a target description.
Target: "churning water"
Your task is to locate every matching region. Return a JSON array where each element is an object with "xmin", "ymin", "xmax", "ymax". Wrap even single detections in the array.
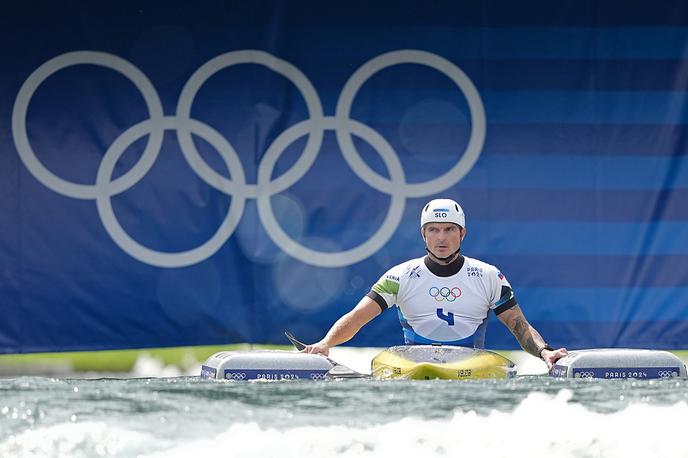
[{"xmin": 1, "ymin": 370, "xmax": 688, "ymax": 458}]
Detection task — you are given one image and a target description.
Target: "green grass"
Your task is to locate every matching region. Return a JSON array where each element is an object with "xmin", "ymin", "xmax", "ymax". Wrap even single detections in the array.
[{"xmin": 0, "ymin": 344, "xmax": 291, "ymax": 373}]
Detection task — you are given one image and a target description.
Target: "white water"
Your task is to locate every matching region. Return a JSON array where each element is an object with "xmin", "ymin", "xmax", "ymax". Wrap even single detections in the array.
[
  {"xmin": 2, "ymin": 389, "xmax": 686, "ymax": 458},
  {"xmin": 2, "ymin": 350, "xmax": 687, "ymax": 457},
  {"xmin": 151, "ymin": 392, "xmax": 687, "ymax": 458}
]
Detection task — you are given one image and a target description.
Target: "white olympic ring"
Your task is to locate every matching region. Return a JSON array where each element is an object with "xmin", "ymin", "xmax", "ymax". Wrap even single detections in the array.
[
  {"xmin": 335, "ymin": 50, "xmax": 485, "ymax": 197},
  {"xmin": 12, "ymin": 49, "xmax": 486, "ymax": 268}
]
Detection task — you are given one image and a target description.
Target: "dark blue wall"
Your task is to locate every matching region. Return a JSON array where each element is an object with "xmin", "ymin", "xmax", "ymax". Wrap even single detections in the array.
[{"xmin": 1, "ymin": 1, "xmax": 687, "ymax": 352}]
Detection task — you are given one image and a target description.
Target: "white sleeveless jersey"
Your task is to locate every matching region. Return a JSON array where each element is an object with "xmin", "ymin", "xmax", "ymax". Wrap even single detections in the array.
[{"xmin": 371, "ymin": 256, "xmax": 514, "ymax": 345}]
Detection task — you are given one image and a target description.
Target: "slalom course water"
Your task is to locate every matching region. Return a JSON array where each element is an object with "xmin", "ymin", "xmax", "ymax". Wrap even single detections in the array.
[{"xmin": 2, "ymin": 375, "xmax": 688, "ymax": 457}]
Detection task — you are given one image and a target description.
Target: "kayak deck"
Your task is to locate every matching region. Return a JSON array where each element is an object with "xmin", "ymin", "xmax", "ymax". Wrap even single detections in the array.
[{"xmin": 371, "ymin": 345, "xmax": 516, "ymax": 380}]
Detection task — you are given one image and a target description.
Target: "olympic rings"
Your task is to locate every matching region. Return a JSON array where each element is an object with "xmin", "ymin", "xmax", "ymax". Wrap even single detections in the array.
[
  {"xmin": 226, "ymin": 372, "xmax": 247, "ymax": 380},
  {"xmin": 12, "ymin": 49, "xmax": 486, "ymax": 268},
  {"xmin": 658, "ymin": 370, "xmax": 679, "ymax": 378},
  {"xmin": 428, "ymin": 286, "xmax": 462, "ymax": 302},
  {"xmin": 574, "ymin": 371, "xmax": 595, "ymax": 378}
]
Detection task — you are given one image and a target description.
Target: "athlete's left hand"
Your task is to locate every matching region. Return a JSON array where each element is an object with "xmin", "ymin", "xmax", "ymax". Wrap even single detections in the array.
[
  {"xmin": 541, "ymin": 347, "xmax": 568, "ymax": 370},
  {"xmin": 303, "ymin": 341, "xmax": 331, "ymax": 357}
]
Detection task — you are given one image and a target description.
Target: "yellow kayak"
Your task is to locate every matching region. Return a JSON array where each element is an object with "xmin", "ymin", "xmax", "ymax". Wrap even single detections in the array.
[{"xmin": 371, "ymin": 345, "xmax": 516, "ymax": 380}]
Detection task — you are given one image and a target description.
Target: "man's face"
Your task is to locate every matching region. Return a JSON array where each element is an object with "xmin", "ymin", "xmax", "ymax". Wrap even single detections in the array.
[{"xmin": 422, "ymin": 222, "xmax": 466, "ymax": 259}]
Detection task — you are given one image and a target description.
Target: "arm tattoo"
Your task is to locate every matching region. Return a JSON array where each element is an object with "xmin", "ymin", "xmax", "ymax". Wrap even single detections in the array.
[{"xmin": 507, "ymin": 313, "xmax": 546, "ymax": 358}]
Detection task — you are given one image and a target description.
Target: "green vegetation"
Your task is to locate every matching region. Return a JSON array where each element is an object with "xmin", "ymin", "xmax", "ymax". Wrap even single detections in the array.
[{"xmin": 0, "ymin": 344, "xmax": 291, "ymax": 374}]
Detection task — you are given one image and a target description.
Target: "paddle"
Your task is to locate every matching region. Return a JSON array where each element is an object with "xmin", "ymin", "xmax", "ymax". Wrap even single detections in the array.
[
  {"xmin": 284, "ymin": 331, "xmax": 369, "ymax": 379},
  {"xmin": 284, "ymin": 331, "xmax": 308, "ymax": 351}
]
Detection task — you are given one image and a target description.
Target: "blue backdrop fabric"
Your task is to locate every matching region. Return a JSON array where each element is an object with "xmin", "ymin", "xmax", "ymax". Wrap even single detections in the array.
[{"xmin": 1, "ymin": 1, "xmax": 687, "ymax": 352}]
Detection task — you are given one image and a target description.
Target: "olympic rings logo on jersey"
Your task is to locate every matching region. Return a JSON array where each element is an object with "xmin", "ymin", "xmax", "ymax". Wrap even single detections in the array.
[
  {"xmin": 429, "ymin": 286, "xmax": 462, "ymax": 302},
  {"xmin": 12, "ymin": 49, "xmax": 486, "ymax": 268}
]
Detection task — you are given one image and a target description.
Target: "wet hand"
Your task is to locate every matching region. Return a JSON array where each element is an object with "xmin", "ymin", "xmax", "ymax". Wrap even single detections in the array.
[{"xmin": 542, "ymin": 348, "xmax": 568, "ymax": 370}]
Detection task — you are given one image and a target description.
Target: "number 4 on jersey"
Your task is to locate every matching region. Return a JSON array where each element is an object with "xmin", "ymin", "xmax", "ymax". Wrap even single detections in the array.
[{"xmin": 436, "ymin": 308, "xmax": 455, "ymax": 326}]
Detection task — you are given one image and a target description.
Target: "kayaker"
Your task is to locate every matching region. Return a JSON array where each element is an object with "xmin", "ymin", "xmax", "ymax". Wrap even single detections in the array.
[{"xmin": 304, "ymin": 198, "xmax": 568, "ymax": 369}]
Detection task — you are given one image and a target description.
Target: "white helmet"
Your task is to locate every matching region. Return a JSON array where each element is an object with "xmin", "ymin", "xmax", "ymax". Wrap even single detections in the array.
[{"xmin": 420, "ymin": 198, "xmax": 465, "ymax": 228}]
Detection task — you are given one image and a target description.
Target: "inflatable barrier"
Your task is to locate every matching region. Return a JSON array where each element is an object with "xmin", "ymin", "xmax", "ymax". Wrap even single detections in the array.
[
  {"xmin": 550, "ymin": 349, "xmax": 687, "ymax": 379},
  {"xmin": 200, "ymin": 350, "xmax": 342, "ymax": 380},
  {"xmin": 201, "ymin": 346, "xmax": 686, "ymax": 381}
]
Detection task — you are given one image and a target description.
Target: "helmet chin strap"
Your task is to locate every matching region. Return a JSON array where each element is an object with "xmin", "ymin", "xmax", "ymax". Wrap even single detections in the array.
[{"xmin": 425, "ymin": 246, "xmax": 461, "ymax": 264}]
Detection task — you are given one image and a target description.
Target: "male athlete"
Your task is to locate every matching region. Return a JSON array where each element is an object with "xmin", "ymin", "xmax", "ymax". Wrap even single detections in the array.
[{"xmin": 304, "ymin": 198, "xmax": 568, "ymax": 369}]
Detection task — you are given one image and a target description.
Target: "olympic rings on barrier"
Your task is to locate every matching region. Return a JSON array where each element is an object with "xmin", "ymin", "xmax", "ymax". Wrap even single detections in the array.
[
  {"xmin": 226, "ymin": 372, "xmax": 247, "ymax": 380},
  {"xmin": 658, "ymin": 370, "xmax": 679, "ymax": 378},
  {"xmin": 574, "ymin": 371, "xmax": 595, "ymax": 378},
  {"xmin": 428, "ymin": 286, "xmax": 462, "ymax": 302},
  {"xmin": 12, "ymin": 49, "xmax": 486, "ymax": 268}
]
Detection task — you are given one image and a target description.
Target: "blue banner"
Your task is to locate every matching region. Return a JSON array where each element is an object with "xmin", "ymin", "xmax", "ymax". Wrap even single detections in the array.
[{"xmin": 1, "ymin": 1, "xmax": 688, "ymax": 353}]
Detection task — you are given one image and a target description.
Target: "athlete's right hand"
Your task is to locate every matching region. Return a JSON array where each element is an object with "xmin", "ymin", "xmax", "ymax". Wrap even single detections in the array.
[{"xmin": 303, "ymin": 341, "xmax": 330, "ymax": 356}]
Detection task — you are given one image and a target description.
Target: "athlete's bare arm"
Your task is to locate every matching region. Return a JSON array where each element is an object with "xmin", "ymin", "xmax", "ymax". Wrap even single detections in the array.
[
  {"xmin": 497, "ymin": 305, "xmax": 567, "ymax": 368},
  {"xmin": 304, "ymin": 296, "xmax": 382, "ymax": 356}
]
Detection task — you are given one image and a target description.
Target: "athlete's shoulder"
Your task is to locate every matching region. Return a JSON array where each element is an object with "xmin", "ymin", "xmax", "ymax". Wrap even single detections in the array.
[
  {"xmin": 373, "ymin": 257, "xmax": 424, "ymax": 298},
  {"xmin": 462, "ymin": 256, "xmax": 500, "ymax": 278},
  {"xmin": 463, "ymin": 255, "xmax": 511, "ymax": 289},
  {"xmin": 382, "ymin": 256, "xmax": 424, "ymax": 281},
  {"xmin": 400, "ymin": 256, "xmax": 425, "ymax": 277},
  {"xmin": 463, "ymin": 255, "xmax": 498, "ymax": 270}
]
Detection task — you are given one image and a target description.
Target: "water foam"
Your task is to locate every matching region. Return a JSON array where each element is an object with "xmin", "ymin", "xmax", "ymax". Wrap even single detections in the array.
[
  {"xmin": 3, "ymin": 389, "xmax": 686, "ymax": 457},
  {"xmin": 142, "ymin": 389, "xmax": 688, "ymax": 458},
  {"xmin": 0, "ymin": 421, "xmax": 155, "ymax": 458}
]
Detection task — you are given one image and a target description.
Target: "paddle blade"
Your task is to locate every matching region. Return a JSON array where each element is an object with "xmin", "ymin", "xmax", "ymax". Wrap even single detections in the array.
[{"xmin": 284, "ymin": 331, "xmax": 307, "ymax": 351}]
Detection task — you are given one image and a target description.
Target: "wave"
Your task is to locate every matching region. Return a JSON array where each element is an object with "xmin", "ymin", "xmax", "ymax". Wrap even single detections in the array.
[
  {"xmin": 144, "ymin": 390, "xmax": 688, "ymax": 458},
  {"xmin": 3, "ymin": 389, "xmax": 686, "ymax": 458}
]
